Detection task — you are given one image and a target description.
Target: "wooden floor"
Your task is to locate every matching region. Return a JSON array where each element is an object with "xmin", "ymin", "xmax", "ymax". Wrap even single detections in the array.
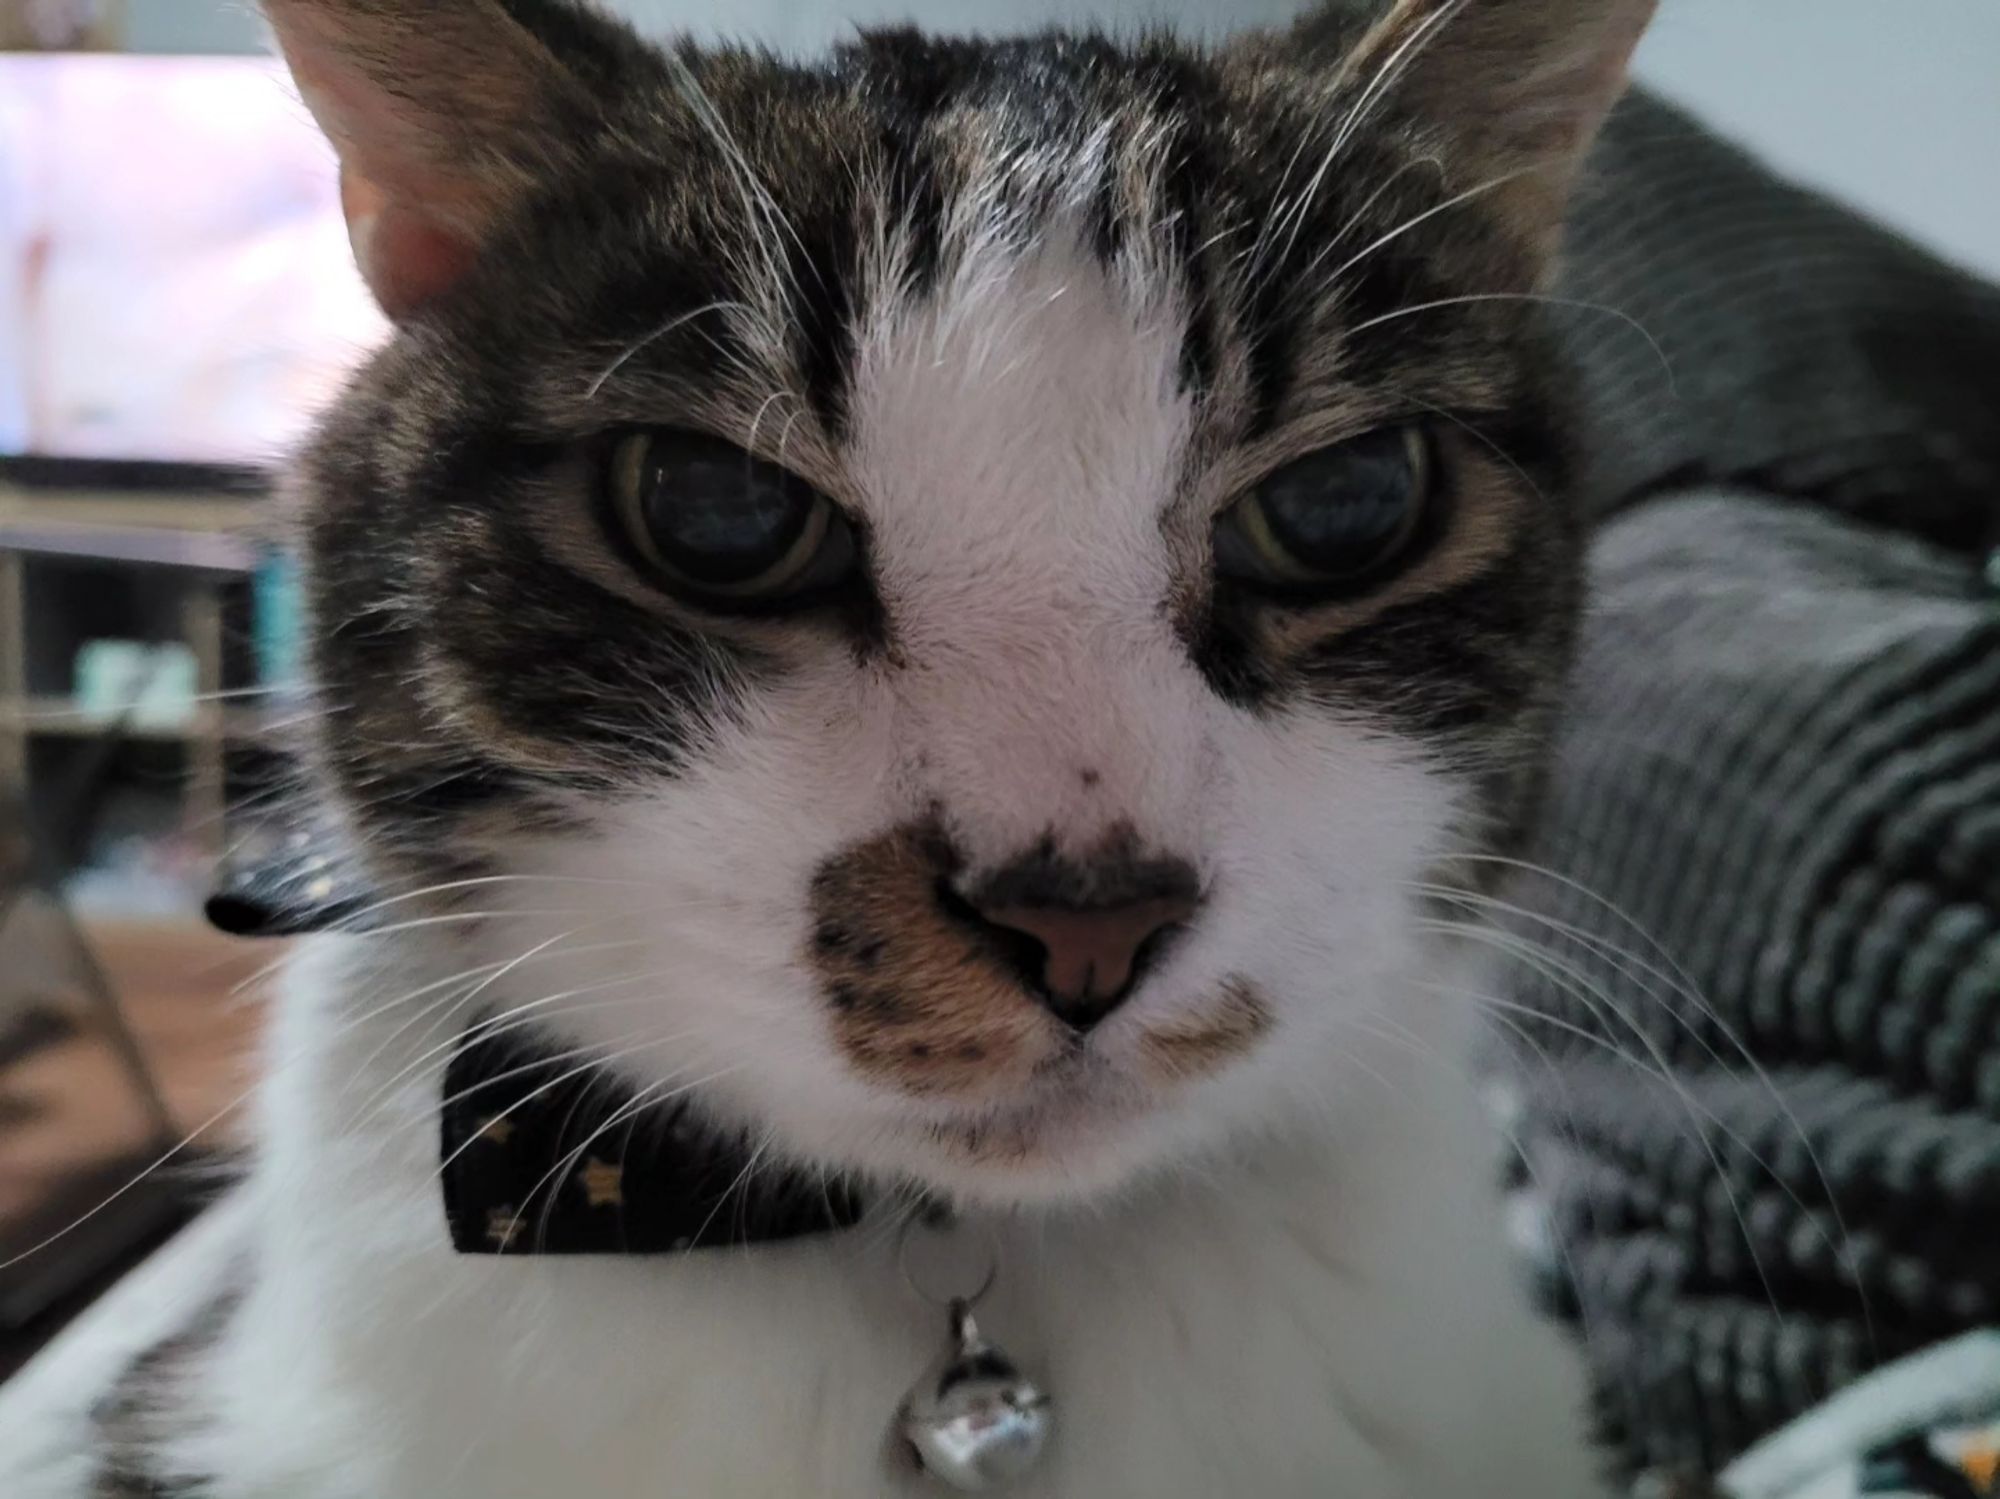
[{"xmin": 0, "ymin": 910, "xmax": 268, "ymax": 1214}]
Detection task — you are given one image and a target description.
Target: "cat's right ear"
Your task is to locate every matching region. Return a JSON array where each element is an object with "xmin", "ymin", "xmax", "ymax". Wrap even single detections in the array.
[
  {"xmin": 263, "ymin": 0, "xmax": 598, "ymax": 320},
  {"xmin": 1332, "ymin": 0, "xmax": 1656, "ymax": 256}
]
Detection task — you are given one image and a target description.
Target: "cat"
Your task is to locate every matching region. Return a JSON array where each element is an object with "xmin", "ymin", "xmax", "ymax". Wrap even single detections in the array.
[{"xmin": 0, "ymin": 0, "xmax": 1655, "ymax": 1493}]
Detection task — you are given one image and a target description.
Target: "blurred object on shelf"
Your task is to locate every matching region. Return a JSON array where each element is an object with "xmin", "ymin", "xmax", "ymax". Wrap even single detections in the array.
[
  {"xmin": 73, "ymin": 640, "xmax": 195, "ymax": 732},
  {"xmin": 0, "ymin": 0, "xmax": 124, "ymax": 50},
  {"xmin": 250, "ymin": 548, "xmax": 303, "ymax": 696}
]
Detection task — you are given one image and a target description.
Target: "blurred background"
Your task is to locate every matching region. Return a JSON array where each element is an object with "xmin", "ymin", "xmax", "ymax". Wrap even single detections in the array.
[{"xmin": 0, "ymin": 0, "xmax": 1994, "ymax": 1380}]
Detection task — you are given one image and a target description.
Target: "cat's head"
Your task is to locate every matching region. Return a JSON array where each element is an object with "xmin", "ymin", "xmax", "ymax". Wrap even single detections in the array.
[{"xmin": 273, "ymin": 0, "xmax": 1650, "ymax": 1206}]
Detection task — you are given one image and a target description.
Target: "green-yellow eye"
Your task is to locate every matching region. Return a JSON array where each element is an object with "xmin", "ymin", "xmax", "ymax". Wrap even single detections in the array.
[
  {"xmin": 603, "ymin": 429, "xmax": 856, "ymax": 608},
  {"xmin": 1215, "ymin": 425, "xmax": 1433, "ymax": 596}
]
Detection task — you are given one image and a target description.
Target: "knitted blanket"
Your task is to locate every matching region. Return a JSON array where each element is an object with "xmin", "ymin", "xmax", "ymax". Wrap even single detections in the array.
[{"xmin": 1502, "ymin": 92, "xmax": 2000, "ymax": 1483}]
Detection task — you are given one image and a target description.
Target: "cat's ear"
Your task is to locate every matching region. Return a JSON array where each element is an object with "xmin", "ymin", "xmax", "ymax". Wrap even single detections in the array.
[
  {"xmin": 1341, "ymin": 0, "xmax": 1655, "ymax": 252},
  {"xmin": 263, "ymin": 0, "xmax": 599, "ymax": 320}
]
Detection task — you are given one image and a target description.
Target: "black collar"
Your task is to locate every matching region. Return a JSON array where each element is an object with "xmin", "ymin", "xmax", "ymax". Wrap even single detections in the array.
[
  {"xmin": 438, "ymin": 1025, "xmax": 867, "ymax": 1255},
  {"xmin": 207, "ymin": 844, "xmax": 868, "ymax": 1256}
]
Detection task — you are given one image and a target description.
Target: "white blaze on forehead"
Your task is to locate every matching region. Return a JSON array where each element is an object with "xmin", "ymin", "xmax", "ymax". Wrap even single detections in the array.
[
  {"xmin": 851, "ymin": 220, "xmax": 1189, "ymax": 576},
  {"xmin": 849, "ymin": 117, "xmax": 1189, "ymax": 588},
  {"xmin": 843, "ymin": 210, "xmax": 1206, "ymax": 866}
]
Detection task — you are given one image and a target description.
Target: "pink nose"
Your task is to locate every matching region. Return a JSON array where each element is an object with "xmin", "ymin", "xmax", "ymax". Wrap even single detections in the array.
[{"xmin": 974, "ymin": 894, "xmax": 1201, "ymax": 1030}]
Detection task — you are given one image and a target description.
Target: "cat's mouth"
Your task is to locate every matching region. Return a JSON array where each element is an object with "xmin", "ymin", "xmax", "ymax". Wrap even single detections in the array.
[
  {"xmin": 876, "ymin": 978, "xmax": 1274, "ymax": 1185},
  {"xmin": 914, "ymin": 1055, "xmax": 1152, "ymax": 1173}
]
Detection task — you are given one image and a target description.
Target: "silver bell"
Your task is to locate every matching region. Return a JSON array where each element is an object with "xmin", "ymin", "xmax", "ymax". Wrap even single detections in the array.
[{"xmin": 897, "ymin": 1300, "xmax": 1052, "ymax": 1491}]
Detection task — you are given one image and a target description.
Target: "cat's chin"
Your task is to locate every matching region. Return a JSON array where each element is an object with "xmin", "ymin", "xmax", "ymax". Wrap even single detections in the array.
[{"xmin": 859, "ymin": 1074, "xmax": 1253, "ymax": 1209}]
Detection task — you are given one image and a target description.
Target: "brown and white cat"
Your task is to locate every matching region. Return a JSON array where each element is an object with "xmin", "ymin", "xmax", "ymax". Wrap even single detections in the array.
[{"xmin": 2, "ymin": 0, "xmax": 1654, "ymax": 1493}]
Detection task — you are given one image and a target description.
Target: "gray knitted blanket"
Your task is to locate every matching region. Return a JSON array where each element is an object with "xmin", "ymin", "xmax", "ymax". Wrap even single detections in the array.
[{"xmin": 1506, "ymin": 92, "xmax": 2000, "ymax": 1481}]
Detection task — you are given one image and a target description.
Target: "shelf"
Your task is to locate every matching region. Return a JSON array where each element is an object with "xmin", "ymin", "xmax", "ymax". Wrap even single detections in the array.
[
  {"xmin": 0, "ymin": 482, "xmax": 265, "ymax": 535},
  {"xmin": 0, "ymin": 476, "xmax": 282, "ymax": 866},
  {"xmin": 0, "ymin": 482, "xmax": 267, "ymax": 574},
  {"xmin": 1, "ymin": 696, "xmax": 281, "ymax": 742}
]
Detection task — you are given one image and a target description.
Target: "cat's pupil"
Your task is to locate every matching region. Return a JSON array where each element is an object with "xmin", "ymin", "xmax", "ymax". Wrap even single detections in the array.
[
  {"xmin": 1260, "ymin": 427, "xmax": 1421, "ymax": 573},
  {"xmin": 1214, "ymin": 424, "xmax": 1431, "ymax": 594},
  {"xmin": 635, "ymin": 432, "xmax": 813, "ymax": 584}
]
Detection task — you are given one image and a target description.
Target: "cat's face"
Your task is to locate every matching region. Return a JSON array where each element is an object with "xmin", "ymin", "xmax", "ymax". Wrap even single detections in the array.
[{"xmin": 278, "ymin": 0, "xmax": 1649, "ymax": 1205}]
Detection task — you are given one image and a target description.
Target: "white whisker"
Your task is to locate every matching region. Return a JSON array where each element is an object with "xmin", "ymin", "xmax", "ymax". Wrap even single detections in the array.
[
  {"xmin": 345, "ymin": 963, "xmax": 707, "ymax": 1129},
  {"xmin": 585, "ymin": 299, "xmax": 752, "ymax": 399},
  {"xmin": 1258, "ymin": 0, "xmax": 1472, "ymax": 280},
  {"xmin": 1421, "ymin": 916, "xmax": 1797, "ymax": 1324},
  {"xmin": 1307, "ymin": 167, "xmax": 1532, "ymax": 286},
  {"xmin": 1348, "ymin": 292, "xmax": 1677, "ymax": 392},
  {"xmin": 1423, "ymin": 855, "xmax": 1875, "ymax": 1341}
]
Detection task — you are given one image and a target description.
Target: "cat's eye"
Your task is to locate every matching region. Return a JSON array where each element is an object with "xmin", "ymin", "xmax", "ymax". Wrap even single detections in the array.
[
  {"xmin": 1214, "ymin": 425, "xmax": 1433, "ymax": 597},
  {"xmin": 602, "ymin": 429, "xmax": 857, "ymax": 608}
]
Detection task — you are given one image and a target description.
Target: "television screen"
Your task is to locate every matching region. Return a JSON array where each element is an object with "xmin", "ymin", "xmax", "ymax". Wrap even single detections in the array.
[{"xmin": 0, "ymin": 53, "xmax": 387, "ymax": 469}]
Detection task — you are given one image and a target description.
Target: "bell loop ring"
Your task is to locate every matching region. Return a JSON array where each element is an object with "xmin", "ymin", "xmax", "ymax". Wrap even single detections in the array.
[{"xmin": 895, "ymin": 1209, "xmax": 1000, "ymax": 1311}]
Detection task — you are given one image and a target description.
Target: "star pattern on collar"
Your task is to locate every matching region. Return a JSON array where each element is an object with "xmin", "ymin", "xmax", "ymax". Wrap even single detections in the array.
[{"xmin": 440, "ymin": 1024, "xmax": 866, "ymax": 1256}]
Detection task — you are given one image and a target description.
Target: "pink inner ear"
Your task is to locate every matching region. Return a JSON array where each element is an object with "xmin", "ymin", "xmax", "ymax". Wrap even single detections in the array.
[{"xmin": 341, "ymin": 170, "xmax": 479, "ymax": 321}]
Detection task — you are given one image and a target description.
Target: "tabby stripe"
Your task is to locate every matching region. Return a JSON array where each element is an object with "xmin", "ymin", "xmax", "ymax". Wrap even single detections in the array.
[{"xmin": 90, "ymin": 1280, "xmax": 243, "ymax": 1498}]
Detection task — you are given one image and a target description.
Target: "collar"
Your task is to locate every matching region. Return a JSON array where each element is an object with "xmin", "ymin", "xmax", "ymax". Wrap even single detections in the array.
[
  {"xmin": 206, "ymin": 843, "xmax": 866, "ymax": 1256},
  {"xmin": 439, "ymin": 1023, "xmax": 868, "ymax": 1255}
]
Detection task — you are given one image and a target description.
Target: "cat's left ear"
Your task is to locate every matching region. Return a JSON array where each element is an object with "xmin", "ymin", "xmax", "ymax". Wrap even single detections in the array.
[
  {"xmin": 263, "ymin": 0, "xmax": 602, "ymax": 320},
  {"xmin": 1337, "ymin": 0, "xmax": 1656, "ymax": 256}
]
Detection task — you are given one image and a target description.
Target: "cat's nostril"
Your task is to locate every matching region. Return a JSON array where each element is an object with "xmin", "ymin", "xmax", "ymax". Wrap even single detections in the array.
[
  {"xmin": 949, "ymin": 836, "xmax": 1203, "ymax": 1029},
  {"xmin": 973, "ymin": 896, "xmax": 1200, "ymax": 1029}
]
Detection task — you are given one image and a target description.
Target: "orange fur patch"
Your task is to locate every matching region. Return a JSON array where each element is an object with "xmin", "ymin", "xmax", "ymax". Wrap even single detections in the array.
[
  {"xmin": 1139, "ymin": 978, "xmax": 1274, "ymax": 1082},
  {"xmin": 808, "ymin": 823, "xmax": 1058, "ymax": 1099}
]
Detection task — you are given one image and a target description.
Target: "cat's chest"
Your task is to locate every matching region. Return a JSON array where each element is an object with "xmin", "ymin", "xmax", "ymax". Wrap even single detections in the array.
[
  {"xmin": 351, "ymin": 1240, "xmax": 1414, "ymax": 1499},
  {"xmin": 252, "ymin": 1187, "xmax": 1529, "ymax": 1499},
  {"xmin": 209, "ymin": 974, "xmax": 1598, "ymax": 1499}
]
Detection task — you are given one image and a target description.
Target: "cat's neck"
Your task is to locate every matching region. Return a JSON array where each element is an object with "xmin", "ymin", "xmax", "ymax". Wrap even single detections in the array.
[{"xmin": 154, "ymin": 933, "xmax": 1602, "ymax": 1498}]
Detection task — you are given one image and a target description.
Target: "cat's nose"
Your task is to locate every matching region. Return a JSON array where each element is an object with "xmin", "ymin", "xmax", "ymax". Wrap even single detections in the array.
[{"xmin": 965, "ymin": 846, "xmax": 1202, "ymax": 1030}]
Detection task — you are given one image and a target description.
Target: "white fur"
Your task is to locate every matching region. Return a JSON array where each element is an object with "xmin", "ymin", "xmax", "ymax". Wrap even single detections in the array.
[{"xmin": 0, "ymin": 226, "xmax": 1600, "ymax": 1497}]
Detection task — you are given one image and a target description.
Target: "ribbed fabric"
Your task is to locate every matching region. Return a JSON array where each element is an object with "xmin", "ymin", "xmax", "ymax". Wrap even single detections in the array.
[
  {"xmin": 1557, "ymin": 93, "xmax": 2000, "ymax": 551},
  {"xmin": 1498, "ymin": 93, "xmax": 2000, "ymax": 1481}
]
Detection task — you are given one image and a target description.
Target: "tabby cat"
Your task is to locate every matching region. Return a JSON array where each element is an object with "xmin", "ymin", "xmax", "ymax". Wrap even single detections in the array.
[{"xmin": 3, "ymin": 0, "xmax": 1654, "ymax": 1493}]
